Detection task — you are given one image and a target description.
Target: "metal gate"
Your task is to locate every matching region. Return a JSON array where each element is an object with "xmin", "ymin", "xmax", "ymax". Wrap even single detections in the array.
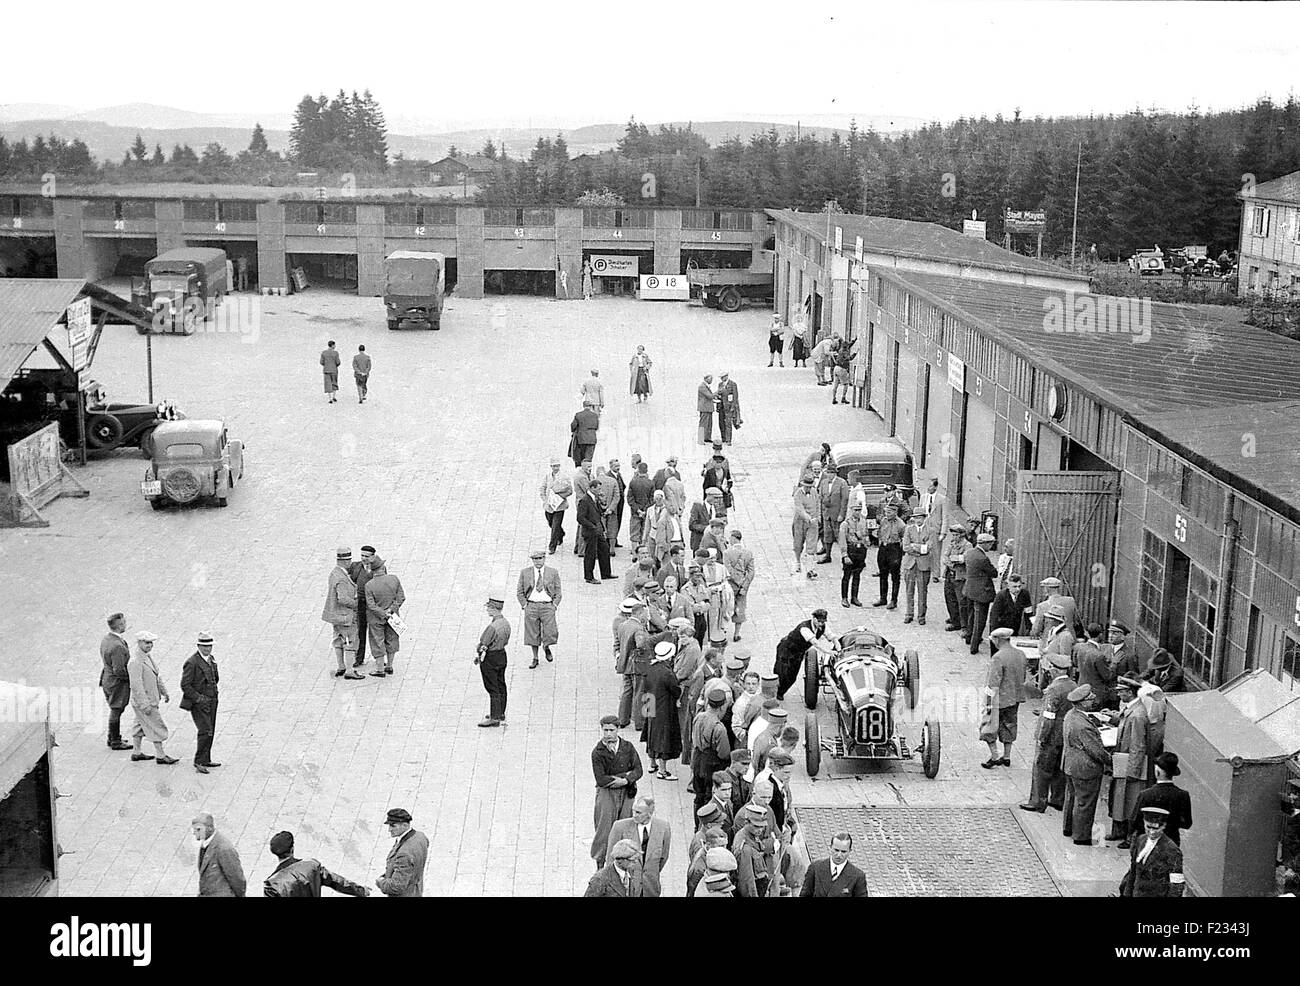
[{"xmin": 1014, "ymin": 471, "xmax": 1120, "ymax": 627}]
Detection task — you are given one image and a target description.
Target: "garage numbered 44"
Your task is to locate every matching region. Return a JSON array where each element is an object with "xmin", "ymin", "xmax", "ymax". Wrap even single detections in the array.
[{"xmin": 803, "ymin": 626, "xmax": 940, "ymax": 779}]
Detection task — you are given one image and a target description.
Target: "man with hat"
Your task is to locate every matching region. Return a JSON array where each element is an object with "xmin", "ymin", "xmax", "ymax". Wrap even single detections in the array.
[
  {"xmin": 733, "ymin": 804, "xmax": 777, "ymax": 897},
  {"xmin": 643, "ymin": 641, "xmax": 683, "ymax": 778},
  {"xmin": 363, "ymin": 557, "xmax": 406, "ymax": 677},
  {"xmin": 127, "ymin": 630, "xmax": 178, "ymax": 765},
  {"xmin": 375, "ymin": 808, "xmax": 429, "ymax": 897},
  {"xmin": 980, "ymin": 628, "xmax": 1026, "ymax": 768},
  {"xmin": 792, "ymin": 475, "xmax": 821, "ymax": 577},
  {"xmin": 1143, "ymin": 648, "xmax": 1186, "ymax": 693},
  {"xmin": 697, "ymin": 373, "xmax": 718, "ymax": 445},
  {"xmin": 723, "ymin": 530, "xmax": 755, "ymax": 643},
  {"xmin": 694, "ymin": 847, "xmax": 738, "ymax": 897},
  {"xmin": 475, "ymin": 597, "xmax": 512, "ymax": 727},
  {"xmin": 702, "ymin": 443, "xmax": 733, "ymax": 506},
  {"xmin": 836, "ymin": 500, "xmax": 872, "ymax": 609},
  {"xmin": 671, "ymin": 617, "xmax": 704, "ymax": 758},
  {"xmin": 1106, "ymin": 675, "xmax": 1150, "ymax": 846},
  {"xmin": 1131, "ymin": 752, "xmax": 1193, "ymax": 846},
  {"xmin": 1104, "ymin": 619, "xmax": 1140, "ymax": 684},
  {"xmin": 623, "ymin": 545, "xmax": 657, "ymax": 597},
  {"xmin": 627, "ymin": 460, "xmax": 655, "ymax": 547},
  {"xmin": 585, "ymin": 838, "xmax": 643, "ymax": 897},
  {"xmin": 179, "ymin": 631, "xmax": 221, "ymax": 773},
  {"xmin": 1039, "ymin": 604, "xmax": 1078, "ymax": 684},
  {"xmin": 591, "ymin": 716, "xmax": 644, "ymax": 868},
  {"xmin": 1061, "ymin": 683, "xmax": 1112, "ymax": 845},
  {"xmin": 901, "ymin": 506, "xmax": 933, "ymax": 625},
  {"xmin": 941, "ymin": 522, "xmax": 972, "ymax": 631},
  {"xmin": 348, "ymin": 545, "xmax": 382, "ymax": 668},
  {"xmin": 264, "ymin": 831, "xmax": 369, "ymax": 897},
  {"xmin": 569, "ymin": 399, "xmax": 600, "ymax": 467},
  {"xmin": 615, "ymin": 600, "xmax": 650, "ymax": 728},
  {"xmin": 751, "ymin": 707, "xmax": 789, "ymax": 774},
  {"xmin": 540, "ymin": 455, "xmax": 574, "ymax": 555},
  {"xmin": 322, "ymin": 547, "xmax": 363, "ymax": 680},
  {"xmin": 1019, "ymin": 644, "xmax": 1073, "ymax": 813},
  {"xmin": 716, "ymin": 371, "xmax": 741, "ymax": 445},
  {"xmin": 689, "ymin": 487, "xmax": 725, "ymax": 553},
  {"xmin": 691, "ymin": 690, "xmax": 732, "ymax": 810},
  {"xmin": 517, "ymin": 548, "xmax": 562, "ymax": 669},
  {"xmin": 815, "ymin": 464, "xmax": 849, "ymax": 565},
  {"xmin": 687, "ymin": 823, "xmax": 729, "ymax": 895},
  {"xmin": 1119, "ymin": 807, "xmax": 1186, "ymax": 897},
  {"xmin": 1032, "ymin": 577, "xmax": 1079, "ymax": 641},
  {"xmin": 962, "ymin": 532, "xmax": 1000, "ymax": 654},
  {"xmin": 699, "ymin": 515, "xmax": 729, "ymax": 559},
  {"xmin": 664, "ymin": 469, "xmax": 688, "ymax": 524},
  {"xmin": 873, "ymin": 503, "xmax": 906, "ymax": 607},
  {"xmin": 580, "ymin": 367, "xmax": 605, "ymax": 415},
  {"xmin": 99, "ymin": 612, "xmax": 134, "ymax": 752},
  {"xmin": 774, "ymin": 609, "xmax": 834, "ymax": 701},
  {"xmin": 652, "ymin": 455, "xmax": 680, "ymax": 493},
  {"xmin": 700, "ymin": 549, "xmax": 735, "ymax": 653},
  {"xmin": 578, "ymin": 471, "xmax": 615, "ymax": 584}
]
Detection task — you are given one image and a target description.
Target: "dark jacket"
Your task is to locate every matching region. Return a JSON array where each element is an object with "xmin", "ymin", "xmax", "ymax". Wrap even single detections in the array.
[
  {"xmin": 349, "ymin": 555, "xmax": 385, "ymax": 611},
  {"xmin": 1062, "ymin": 707, "xmax": 1110, "ymax": 780},
  {"xmin": 962, "ymin": 548, "xmax": 999, "ymax": 603},
  {"xmin": 570, "ymin": 408, "xmax": 600, "ymax": 445},
  {"xmin": 179, "ymin": 652, "xmax": 219, "ymax": 711},
  {"xmin": 1074, "ymin": 640, "xmax": 1115, "ymax": 702},
  {"xmin": 1120, "ymin": 833, "xmax": 1185, "ymax": 897},
  {"xmin": 577, "ymin": 492, "xmax": 605, "ymax": 535},
  {"xmin": 627, "ymin": 474, "xmax": 655, "ymax": 514},
  {"xmin": 264, "ymin": 857, "xmax": 368, "ymax": 897},
  {"xmin": 1131, "ymin": 782, "xmax": 1193, "ymax": 845},
  {"xmin": 1143, "ymin": 662, "xmax": 1186, "ymax": 693},
  {"xmin": 583, "ymin": 862, "xmax": 642, "ymax": 897},
  {"xmin": 591, "ymin": 737, "xmax": 643, "ymax": 798},
  {"xmin": 988, "ymin": 587, "xmax": 1029, "ymax": 634},
  {"xmin": 799, "ymin": 858, "xmax": 869, "ymax": 897},
  {"xmin": 99, "ymin": 632, "xmax": 131, "ymax": 706}
]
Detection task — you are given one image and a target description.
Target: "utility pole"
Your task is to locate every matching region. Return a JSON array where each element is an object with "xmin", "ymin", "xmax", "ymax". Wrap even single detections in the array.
[
  {"xmin": 695, "ymin": 158, "xmax": 701, "ymax": 208},
  {"xmin": 1069, "ymin": 138, "xmax": 1082, "ymax": 270}
]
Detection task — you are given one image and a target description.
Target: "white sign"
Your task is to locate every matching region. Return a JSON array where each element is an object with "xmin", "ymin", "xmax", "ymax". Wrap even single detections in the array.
[
  {"xmin": 639, "ymin": 274, "xmax": 689, "ymax": 301},
  {"xmin": 66, "ymin": 296, "xmax": 92, "ymax": 373},
  {"xmin": 590, "ymin": 255, "xmax": 640, "ymax": 277},
  {"xmin": 834, "ymin": 226, "xmax": 843, "ymax": 252},
  {"xmin": 947, "ymin": 353, "xmax": 965, "ymax": 391},
  {"xmin": 854, "ymin": 235, "xmax": 863, "ymax": 262},
  {"xmin": 962, "ymin": 219, "xmax": 987, "ymax": 239}
]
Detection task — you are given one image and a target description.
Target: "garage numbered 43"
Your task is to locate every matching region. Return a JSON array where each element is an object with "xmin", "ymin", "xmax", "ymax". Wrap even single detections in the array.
[{"xmin": 802, "ymin": 626, "xmax": 940, "ymax": 779}]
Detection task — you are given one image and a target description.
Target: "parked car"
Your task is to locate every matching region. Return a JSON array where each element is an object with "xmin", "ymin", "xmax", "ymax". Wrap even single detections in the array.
[
  {"xmin": 141, "ymin": 419, "xmax": 244, "ymax": 510},
  {"xmin": 1128, "ymin": 248, "xmax": 1166, "ymax": 276},
  {"xmin": 826, "ymin": 440, "xmax": 916, "ymax": 541}
]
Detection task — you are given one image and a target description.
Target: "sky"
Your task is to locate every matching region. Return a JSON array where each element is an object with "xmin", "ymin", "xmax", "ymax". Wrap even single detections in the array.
[{"xmin": 2, "ymin": 0, "xmax": 1298, "ymax": 131}]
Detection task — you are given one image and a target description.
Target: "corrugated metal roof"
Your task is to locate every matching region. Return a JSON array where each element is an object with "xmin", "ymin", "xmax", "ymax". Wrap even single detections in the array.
[
  {"xmin": 1249, "ymin": 169, "xmax": 1300, "ymax": 203},
  {"xmin": 769, "ymin": 208, "xmax": 1088, "ymax": 282},
  {"xmin": 0, "ymin": 279, "xmax": 86, "ymax": 383}
]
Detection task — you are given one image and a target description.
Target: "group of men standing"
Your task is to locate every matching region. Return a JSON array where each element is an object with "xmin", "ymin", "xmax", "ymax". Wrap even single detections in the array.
[
  {"xmin": 697, "ymin": 373, "xmax": 742, "ymax": 445},
  {"xmin": 320, "ymin": 545, "xmax": 406, "ymax": 680}
]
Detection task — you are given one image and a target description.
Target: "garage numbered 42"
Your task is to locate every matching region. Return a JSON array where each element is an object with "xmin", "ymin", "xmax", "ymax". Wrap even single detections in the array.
[{"xmin": 803, "ymin": 626, "xmax": 941, "ymax": 779}]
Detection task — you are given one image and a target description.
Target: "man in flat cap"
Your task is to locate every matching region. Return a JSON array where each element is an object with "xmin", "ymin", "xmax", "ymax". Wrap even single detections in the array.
[
  {"xmin": 1105, "ymin": 619, "xmax": 1141, "ymax": 686},
  {"xmin": 475, "ymin": 598, "xmax": 511, "ymax": 727},
  {"xmin": 751, "ymin": 707, "xmax": 789, "ymax": 774},
  {"xmin": 1119, "ymin": 807, "xmax": 1185, "ymax": 897},
  {"xmin": 584, "ymin": 838, "xmax": 643, "ymax": 897},
  {"xmin": 1131, "ymin": 752, "xmax": 1193, "ymax": 846},
  {"xmin": 733, "ymin": 805, "xmax": 777, "ymax": 897},
  {"xmin": 517, "ymin": 548, "xmax": 562, "ymax": 669},
  {"xmin": 716, "ymin": 371, "xmax": 741, "ymax": 445},
  {"xmin": 591, "ymin": 716, "xmax": 644, "ymax": 868},
  {"xmin": 963, "ymin": 532, "xmax": 1000, "ymax": 654},
  {"xmin": 1106, "ymin": 676, "xmax": 1150, "ymax": 847},
  {"xmin": 723, "ymin": 530, "xmax": 755, "ymax": 643},
  {"xmin": 901, "ymin": 506, "xmax": 933, "ymax": 625},
  {"xmin": 687, "ymin": 833, "xmax": 730, "ymax": 896},
  {"xmin": 873, "ymin": 503, "xmax": 906, "ymax": 605},
  {"xmin": 941, "ymin": 522, "xmax": 972, "ymax": 631},
  {"xmin": 264, "ymin": 831, "xmax": 369, "ymax": 897},
  {"xmin": 815, "ymin": 462, "xmax": 848, "ymax": 565},
  {"xmin": 701, "ymin": 445, "xmax": 733, "ymax": 509},
  {"xmin": 540, "ymin": 456, "xmax": 573, "ymax": 555},
  {"xmin": 980, "ymin": 627, "xmax": 1026, "ymax": 769},
  {"xmin": 699, "ymin": 515, "xmax": 728, "ymax": 560},
  {"xmin": 694, "ymin": 846, "xmax": 739, "ymax": 897},
  {"xmin": 1039, "ymin": 603, "xmax": 1078, "ymax": 685},
  {"xmin": 580, "ymin": 368, "xmax": 605, "ymax": 416},
  {"xmin": 180, "ymin": 631, "xmax": 221, "ymax": 773},
  {"xmin": 1019, "ymin": 646, "xmax": 1073, "ymax": 813},
  {"xmin": 322, "ymin": 547, "xmax": 363, "ymax": 680},
  {"xmin": 127, "ymin": 630, "xmax": 177, "ymax": 764},
  {"xmin": 791, "ymin": 475, "xmax": 821, "ymax": 578},
  {"xmin": 607, "ymin": 795, "xmax": 672, "ymax": 897},
  {"xmin": 1061, "ymin": 683, "xmax": 1111, "ymax": 845},
  {"xmin": 691, "ymin": 691, "xmax": 733, "ymax": 810},
  {"xmin": 375, "ymin": 808, "xmax": 428, "ymax": 897},
  {"xmin": 773, "ymin": 608, "xmax": 833, "ymax": 701},
  {"xmin": 99, "ymin": 612, "xmax": 133, "ymax": 751},
  {"xmin": 569, "ymin": 399, "xmax": 600, "ymax": 467}
]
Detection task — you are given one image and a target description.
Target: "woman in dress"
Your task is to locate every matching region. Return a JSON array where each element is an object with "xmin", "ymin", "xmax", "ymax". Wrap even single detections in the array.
[
  {"xmin": 791, "ymin": 300, "xmax": 810, "ymax": 366},
  {"xmin": 641, "ymin": 641, "xmax": 682, "ymax": 779},
  {"xmin": 628, "ymin": 345, "xmax": 653, "ymax": 402},
  {"xmin": 767, "ymin": 314, "xmax": 785, "ymax": 367},
  {"xmin": 582, "ymin": 259, "xmax": 594, "ymax": 300}
]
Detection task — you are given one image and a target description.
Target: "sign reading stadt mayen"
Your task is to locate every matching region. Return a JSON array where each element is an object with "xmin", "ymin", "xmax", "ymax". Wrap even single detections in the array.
[{"xmin": 1004, "ymin": 209, "xmax": 1047, "ymax": 232}]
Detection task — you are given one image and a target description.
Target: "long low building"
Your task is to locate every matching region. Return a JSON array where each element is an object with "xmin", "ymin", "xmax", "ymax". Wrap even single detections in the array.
[
  {"xmin": 0, "ymin": 185, "xmax": 768, "ymax": 299},
  {"xmin": 771, "ymin": 207, "xmax": 1300, "ymax": 691}
]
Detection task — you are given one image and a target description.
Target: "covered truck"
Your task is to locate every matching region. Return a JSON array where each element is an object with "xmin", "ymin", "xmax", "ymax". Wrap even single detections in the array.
[
  {"xmin": 687, "ymin": 248, "xmax": 775, "ymax": 312},
  {"xmin": 139, "ymin": 247, "xmax": 228, "ymax": 334},
  {"xmin": 384, "ymin": 250, "xmax": 445, "ymax": 330}
]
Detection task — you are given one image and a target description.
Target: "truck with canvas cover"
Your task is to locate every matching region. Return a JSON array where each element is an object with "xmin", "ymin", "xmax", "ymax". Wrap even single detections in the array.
[
  {"xmin": 384, "ymin": 250, "xmax": 445, "ymax": 330},
  {"xmin": 142, "ymin": 247, "xmax": 228, "ymax": 334}
]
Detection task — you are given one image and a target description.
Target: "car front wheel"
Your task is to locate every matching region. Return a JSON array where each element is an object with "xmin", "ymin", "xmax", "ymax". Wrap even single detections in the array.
[{"xmin": 805, "ymin": 712, "xmax": 821, "ymax": 776}]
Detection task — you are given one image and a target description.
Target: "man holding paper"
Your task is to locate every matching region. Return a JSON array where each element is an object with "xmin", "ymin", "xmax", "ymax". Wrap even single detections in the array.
[{"xmin": 900, "ymin": 508, "xmax": 933, "ymax": 625}]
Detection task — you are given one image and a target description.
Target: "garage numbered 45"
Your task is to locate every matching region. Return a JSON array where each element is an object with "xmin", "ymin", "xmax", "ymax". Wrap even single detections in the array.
[{"xmin": 803, "ymin": 626, "xmax": 940, "ymax": 779}]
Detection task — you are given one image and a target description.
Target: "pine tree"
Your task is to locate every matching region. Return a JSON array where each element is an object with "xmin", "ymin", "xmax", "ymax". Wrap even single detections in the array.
[
  {"xmin": 481, "ymin": 139, "xmax": 497, "ymax": 160},
  {"xmin": 152, "ymin": 144, "xmax": 165, "ymax": 165},
  {"xmin": 131, "ymin": 133, "xmax": 148, "ymax": 162},
  {"xmin": 289, "ymin": 95, "xmax": 323, "ymax": 164},
  {"xmin": 248, "ymin": 123, "xmax": 269, "ymax": 156}
]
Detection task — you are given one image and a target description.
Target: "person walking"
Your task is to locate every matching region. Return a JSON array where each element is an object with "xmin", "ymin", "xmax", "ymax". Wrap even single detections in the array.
[
  {"xmin": 696, "ymin": 375, "xmax": 717, "ymax": 445},
  {"xmin": 963, "ymin": 532, "xmax": 1000, "ymax": 654},
  {"xmin": 364, "ymin": 559, "xmax": 406, "ymax": 677},
  {"xmin": 578, "ymin": 481, "xmax": 614, "ymax": 584},
  {"xmin": 569, "ymin": 402, "xmax": 600, "ymax": 467},
  {"xmin": 322, "ymin": 547, "xmax": 363, "ymax": 680},
  {"xmin": 629, "ymin": 345, "xmax": 653, "ymax": 402},
  {"xmin": 517, "ymin": 548, "xmax": 561, "ymax": 668},
  {"xmin": 723, "ymin": 530, "xmax": 754, "ymax": 643},
  {"xmin": 475, "ymin": 597, "xmax": 511, "ymax": 727},
  {"xmin": 1062, "ymin": 683, "xmax": 1112, "ymax": 846},
  {"xmin": 872, "ymin": 504, "xmax": 905, "ymax": 608},
  {"xmin": 264, "ymin": 831, "xmax": 369, "ymax": 897},
  {"xmin": 791, "ymin": 476, "xmax": 820, "ymax": 578},
  {"xmin": 127, "ymin": 630, "xmax": 178, "ymax": 765},
  {"xmin": 192, "ymin": 812, "xmax": 246, "ymax": 897},
  {"xmin": 352, "ymin": 344, "xmax": 371, "ymax": 403},
  {"xmin": 180, "ymin": 631, "xmax": 221, "ymax": 773},
  {"xmin": 900, "ymin": 507, "xmax": 933, "ymax": 624},
  {"xmin": 99, "ymin": 612, "xmax": 133, "ymax": 752},
  {"xmin": 768, "ymin": 313, "xmax": 786, "ymax": 367},
  {"xmin": 375, "ymin": 808, "xmax": 429, "ymax": 897},
  {"xmin": 800, "ymin": 832, "xmax": 870, "ymax": 897},
  {"xmin": 320, "ymin": 340, "xmax": 341, "ymax": 403},
  {"xmin": 980, "ymin": 627, "xmax": 1026, "ymax": 769},
  {"xmin": 716, "ymin": 372, "xmax": 741, "ymax": 445},
  {"xmin": 540, "ymin": 456, "xmax": 573, "ymax": 555},
  {"xmin": 1018, "ymin": 648, "xmax": 1073, "ymax": 813},
  {"xmin": 606, "ymin": 796, "xmax": 672, "ymax": 897},
  {"xmin": 580, "ymin": 368, "xmax": 605, "ymax": 415},
  {"xmin": 591, "ymin": 716, "xmax": 644, "ymax": 868},
  {"xmin": 838, "ymin": 501, "xmax": 871, "ymax": 607}
]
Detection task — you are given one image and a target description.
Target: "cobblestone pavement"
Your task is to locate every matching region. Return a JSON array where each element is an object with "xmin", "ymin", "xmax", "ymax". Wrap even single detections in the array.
[{"xmin": 2, "ymin": 290, "xmax": 1125, "ymax": 895}]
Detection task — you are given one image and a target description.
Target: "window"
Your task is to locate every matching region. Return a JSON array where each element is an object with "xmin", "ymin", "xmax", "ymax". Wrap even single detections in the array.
[
  {"xmin": 120, "ymin": 200, "xmax": 155, "ymax": 220},
  {"xmin": 1183, "ymin": 564, "xmax": 1218, "ymax": 684},
  {"xmin": 284, "ymin": 202, "xmax": 320, "ymax": 224},
  {"xmin": 1283, "ymin": 633, "xmax": 1300, "ymax": 684},
  {"xmin": 385, "ymin": 203, "xmax": 421, "ymax": 226},
  {"xmin": 219, "ymin": 201, "xmax": 258, "ymax": 223},
  {"xmin": 1251, "ymin": 206, "xmax": 1270, "ymax": 237},
  {"xmin": 1011, "ymin": 355, "xmax": 1035, "ymax": 405},
  {"xmin": 82, "ymin": 199, "xmax": 116, "ymax": 219},
  {"xmin": 582, "ymin": 208, "xmax": 651, "ymax": 228},
  {"xmin": 5, "ymin": 196, "xmax": 54, "ymax": 218},
  {"xmin": 682, "ymin": 209, "xmax": 751, "ymax": 231},
  {"xmin": 1249, "ymin": 266, "xmax": 1260, "ymax": 290},
  {"xmin": 322, "ymin": 203, "xmax": 355, "ymax": 224},
  {"xmin": 184, "ymin": 200, "xmax": 218, "ymax": 222},
  {"xmin": 1138, "ymin": 530, "xmax": 1165, "ymax": 637}
]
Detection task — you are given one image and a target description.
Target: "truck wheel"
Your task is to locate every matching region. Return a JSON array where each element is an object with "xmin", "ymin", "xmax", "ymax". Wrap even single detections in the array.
[
  {"xmin": 719, "ymin": 288, "xmax": 743, "ymax": 313},
  {"xmin": 387, "ymin": 319, "xmax": 399, "ymax": 330},
  {"xmin": 86, "ymin": 413, "xmax": 124, "ymax": 450},
  {"xmin": 805, "ymin": 712, "xmax": 821, "ymax": 776},
  {"xmin": 905, "ymin": 649, "xmax": 920, "ymax": 710},
  {"xmin": 431, "ymin": 311, "xmax": 441, "ymax": 331},
  {"xmin": 922, "ymin": 720, "xmax": 941, "ymax": 778},
  {"xmin": 803, "ymin": 650, "xmax": 819, "ymax": 709}
]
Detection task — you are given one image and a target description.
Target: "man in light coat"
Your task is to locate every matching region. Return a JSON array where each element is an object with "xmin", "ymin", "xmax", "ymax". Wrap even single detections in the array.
[
  {"xmin": 815, "ymin": 467, "xmax": 849, "ymax": 564},
  {"xmin": 980, "ymin": 627, "xmax": 1026, "ymax": 769},
  {"xmin": 723, "ymin": 530, "xmax": 755, "ymax": 643},
  {"xmin": 193, "ymin": 812, "xmax": 246, "ymax": 897},
  {"xmin": 900, "ymin": 508, "xmax": 933, "ymax": 625},
  {"xmin": 127, "ymin": 631, "xmax": 177, "ymax": 764},
  {"xmin": 606, "ymin": 795, "xmax": 672, "ymax": 897},
  {"xmin": 697, "ymin": 375, "xmax": 717, "ymax": 445},
  {"xmin": 1032, "ymin": 577, "xmax": 1080, "ymax": 640},
  {"xmin": 364, "ymin": 561, "xmax": 406, "ymax": 677},
  {"xmin": 1107, "ymin": 676, "xmax": 1151, "ymax": 847},
  {"xmin": 540, "ymin": 456, "xmax": 573, "ymax": 555},
  {"xmin": 322, "ymin": 547, "xmax": 362, "ymax": 679},
  {"xmin": 517, "ymin": 548, "xmax": 562, "ymax": 668},
  {"xmin": 375, "ymin": 807, "xmax": 429, "ymax": 897},
  {"xmin": 580, "ymin": 368, "xmax": 605, "ymax": 415}
]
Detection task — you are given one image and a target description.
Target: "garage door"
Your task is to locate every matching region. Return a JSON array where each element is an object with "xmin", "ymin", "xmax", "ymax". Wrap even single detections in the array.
[
  {"xmin": 961, "ymin": 394, "xmax": 996, "ymax": 514},
  {"xmin": 484, "ymin": 239, "xmax": 556, "ymax": 269},
  {"xmin": 895, "ymin": 347, "xmax": 918, "ymax": 445},
  {"xmin": 870, "ymin": 326, "xmax": 889, "ymax": 415},
  {"xmin": 924, "ymin": 359, "xmax": 952, "ymax": 471}
]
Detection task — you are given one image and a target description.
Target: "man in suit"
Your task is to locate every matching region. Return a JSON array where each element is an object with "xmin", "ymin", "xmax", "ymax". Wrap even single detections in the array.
[
  {"xmin": 99, "ymin": 612, "xmax": 133, "ymax": 751},
  {"xmin": 1119, "ymin": 807, "xmax": 1186, "ymax": 897},
  {"xmin": 180, "ymin": 631, "xmax": 221, "ymax": 773},
  {"xmin": 569, "ymin": 400, "xmax": 600, "ymax": 467},
  {"xmin": 127, "ymin": 630, "xmax": 177, "ymax": 764},
  {"xmin": 800, "ymin": 831, "xmax": 870, "ymax": 897},
  {"xmin": 1107, "ymin": 676, "xmax": 1151, "ymax": 847},
  {"xmin": 584, "ymin": 839, "xmax": 643, "ymax": 897},
  {"xmin": 815, "ymin": 467, "xmax": 849, "ymax": 564},
  {"xmin": 1039, "ymin": 605, "xmax": 1078, "ymax": 682},
  {"xmin": 652, "ymin": 456, "xmax": 680, "ymax": 492},
  {"xmin": 988, "ymin": 573, "xmax": 1031, "ymax": 637},
  {"xmin": 374, "ymin": 807, "xmax": 428, "ymax": 897},
  {"xmin": 1062, "ymin": 683, "xmax": 1112, "ymax": 845},
  {"xmin": 1019, "ymin": 649, "xmax": 1073, "ymax": 813},
  {"xmin": 919, "ymin": 478, "xmax": 947, "ymax": 533},
  {"xmin": 517, "ymin": 548, "xmax": 562, "ymax": 669},
  {"xmin": 578, "ymin": 480, "xmax": 614, "ymax": 584},
  {"xmin": 322, "ymin": 546, "xmax": 362, "ymax": 680},
  {"xmin": 723, "ymin": 530, "xmax": 755, "ymax": 643},
  {"xmin": 1073, "ymin": 623, "xmax": 1114, "ymax": 705},
  {"xmin": 1143, "ymin": 649, "xmax": 1187, "ymax": 693},
  {"xmin": 1105, "ymin": 619, "xmax": 1141, "ymax": 684},
  {"xmin": 981, "ymin": 628, "xmax": 1026, "ymax": 768},
  {"xmin": 607, "ymin": 458, "xmax": 627, "ymax": 549},
  {"xmin": 264, "ymin": 831, "xmax": 369, "ymax": 897},
  {"xmin": 900, "ymin": 507, "xmax": 933, "ymax": 625},
  {"xmin": 626, "ymin": 461, "xmax": 655, "ymax": 547},
  {"xmin": 591, "ymin": 716, "xmax": 644, "ymax": 867},
  {"xmin": 656, "ymin": 543, "xmax": 689, "ymax": 593},
  {"xmin": 364, "ymin": 560, "xmax": 406, "ymax": 677},
  {"xmin": 1032, "ymin": 577, "xmax": 1079, "ymax": 640},
  {"xmin": 963, "ymin": 532, "xmax": 1000, "ymax": 654},
  {"xmin": 716, "ymin": 371, "xmax": 741, "ymax": 445},
  {"xmin": 1131, "ymin": 752, "xmax": 1193, "ymax": 845},
  {"xmin": 942, "ymin": 523, "xmax": 972, "ymax": 631},
  {"xmin": 701, "ymin": 446, "xmax": 733, "ymax": 507},
  {"xmin": 688, "ymin": 488, "xmax": 726, "ymax": 553},
  {"xmin": 696, "ymin": 375, "xmax": 717, "ymax": 445},
  {"xmin": 571, "ymin": 460, "xmax": 595, "ymax": 558},
  {"xmin": 606, "ymin": 795, "xmax": 671, "ymax": 897},
  {"xmin": 347, "ymin": 545, "xmax": 381, "ymax": 668},
  {"xmin": 192, "ymin": 812, "xmax": 246, "ymax": 897}
]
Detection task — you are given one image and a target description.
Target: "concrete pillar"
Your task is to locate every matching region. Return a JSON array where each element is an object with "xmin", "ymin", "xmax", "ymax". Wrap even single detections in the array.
[
  {"xmin": 555, "ymin": 207, "xmax": 582, "ymax": 300},
  {"xmin": 357, "ymin": 203, "xmax": 385, "ymax": 296},
  {"xmin": 155, "ymin": 200, "xmax": 184, "ymax": 252},
  {"xmin": 456, "ymin": 207, "xmax": 484, "ymax": 299},
  {"xmin": 654, "ymin": 209, "xmax": 681, "ymax": 275},
  {"xmin": 829, "ymin": 254, "xmax": 850, "ymax": 339},
  {"xmin": 54, "ymin": 198, "xmax": 87, "ymax": 279},
  {"xmin": 255, "ymin": 202, "xmax": 287, "ymax": 291}
]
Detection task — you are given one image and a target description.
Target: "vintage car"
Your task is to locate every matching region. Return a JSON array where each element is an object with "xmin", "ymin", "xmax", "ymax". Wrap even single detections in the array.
[
  {"xmin": 141, "ymin": 419, "xmax": 244, "ymax": 510},
  {"xmin": 802, "ymin": 626, "xmax": 940, "ymax": 779},
  {"xmin": 798, "ymin": 441, "xmax": 916, "ymax": 541}
]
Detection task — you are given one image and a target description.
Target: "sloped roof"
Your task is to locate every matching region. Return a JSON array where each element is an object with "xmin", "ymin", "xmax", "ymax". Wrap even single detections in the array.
[
  {"xmin": 0, "ymin": 279, "xmax": 86, "ymax": 383},
  {"xmin": 1248, "ymin": 169, "xmax": 1300, "ymax": 204}
]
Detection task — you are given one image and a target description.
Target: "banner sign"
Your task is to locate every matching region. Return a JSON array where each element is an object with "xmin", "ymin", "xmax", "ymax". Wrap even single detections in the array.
[
  {"xmin": 66, "ymin": 297, "xmax": 92, "ymax": 373},
  {"xmin": 639, "ymin": 274, "xmax": 690, "ymax": 301},
  {"xmin": 1004, "ymin": 209, "xmax": 1047, "ymax": 232},
  {"xmin": 590, "ymin": 255, "xmax": 639, "ymax": 276}
]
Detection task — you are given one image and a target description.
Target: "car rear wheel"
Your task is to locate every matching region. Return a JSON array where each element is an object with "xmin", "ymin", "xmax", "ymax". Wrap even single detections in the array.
[
  {"xmin": 803, "ymin": 650, "xmax": 819, "ymax": 709},
  {"xmin": 161, "ymin": 467, "xmax": 200, "ymax": 504},
  {"xmin": 922, "ymin": 719, "xmax": 941, "ymax": 778},
  {"xmin": 431, "ymin": 310, "xmax": 441, "ymax": 330},
  {"xmin": 86, "ymin": 413, "xmax": 124, "ymax": 450},
  {"xmin": 805, "ymin": 712, "xmax": 821, "ymax": 777},
  {"xmin": 904, "ymin": 649, "xmax": 920, "ymax": 710},
  {"xmin": 148, "ymin": 498, "xmax": 167, "ymax": 511},
  {"xmin": 387, "ymin": 319, "xmax": 399, "ymax": 330}
]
